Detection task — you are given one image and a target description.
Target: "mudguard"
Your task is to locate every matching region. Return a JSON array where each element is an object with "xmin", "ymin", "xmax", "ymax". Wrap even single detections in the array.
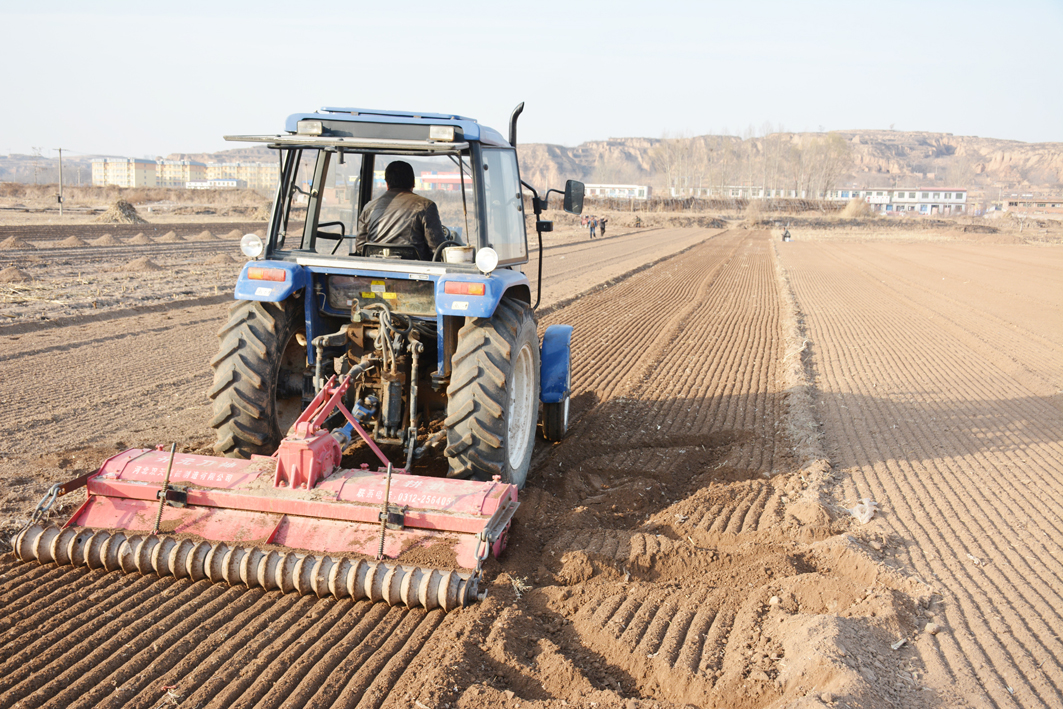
[
  {"xmin": 436, "ymin": 269, "xmax": 530, "ymax": 318},
  {"xmin": 540, "ymin": 325, "xmax": 573, "ymax": 404},
  {"xmin": 234, "ymin": 261, "xmax": 306, "ymax": 302}
]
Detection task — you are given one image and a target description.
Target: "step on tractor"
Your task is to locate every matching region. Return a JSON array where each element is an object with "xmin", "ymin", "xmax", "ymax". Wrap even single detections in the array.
[{"xmin": 14, "ymin": 105, "xmax": 584, "ymax": 611}]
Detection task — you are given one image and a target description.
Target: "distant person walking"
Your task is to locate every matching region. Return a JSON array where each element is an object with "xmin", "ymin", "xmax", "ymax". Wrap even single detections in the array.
[
  {"xmin": 599, "ymin": 217, "xmax": 607, "ymax": 238},
  {"xmin": 589, "ymin": 217, "xmax": 597, "ymax": 239}
]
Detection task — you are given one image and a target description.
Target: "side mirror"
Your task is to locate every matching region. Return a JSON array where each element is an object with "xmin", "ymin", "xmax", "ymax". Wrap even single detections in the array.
[{"xmin": 563, "ymin": 180, "xmax": 584, "ymax": 215}]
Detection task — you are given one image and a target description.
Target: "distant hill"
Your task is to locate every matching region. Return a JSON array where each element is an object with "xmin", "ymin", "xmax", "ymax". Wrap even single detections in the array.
[
  {"xmin": 164, "ymin": 131, "xmax": 1063, "ymax": 197},
  {"xmin": 515, "ymin": 131, "xmax": 1063, "ymax": 197},
  {"xmin": 4, "ymin": 131, "xmax": 1060, "ymax": 197}
]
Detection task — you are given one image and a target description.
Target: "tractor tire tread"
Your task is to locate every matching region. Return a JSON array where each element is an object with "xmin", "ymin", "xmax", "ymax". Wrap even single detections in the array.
[
  {"xmin": 445, "ymin": 298, "xmax": 538, "ymax": 487},
  {"xmin": 208, "ymin": 299, "xmax": 301, "ymax": 458}
]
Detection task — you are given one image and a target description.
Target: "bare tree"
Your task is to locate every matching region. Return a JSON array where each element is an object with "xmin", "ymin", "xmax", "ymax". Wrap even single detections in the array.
[
  {"xmin": 650, "ymin": 133, "xmax": 706, "ymax": 197},
  {"xmin": 946, "ymin": 155, "xmax": 976, "ymax": 187},
  {"xmin": 788, "ymin": 133, "xmax": 851, "ymax": 199}
]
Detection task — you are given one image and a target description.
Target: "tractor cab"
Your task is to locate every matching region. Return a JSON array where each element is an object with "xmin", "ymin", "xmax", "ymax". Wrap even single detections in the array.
[{"xmin": 232, "ymin": 108, "xmax": 532, "ymax": 275}]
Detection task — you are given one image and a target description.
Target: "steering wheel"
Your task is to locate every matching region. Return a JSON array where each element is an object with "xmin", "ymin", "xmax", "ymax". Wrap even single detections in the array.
[
  {"xmin": 432, "ymin": 239, "xmax": 461, "ymax": 262},
  {"xmin": 316, "ymin": 221, "xmax": 346, "ymax": 238},
  {"xmin": 315, "ymin": 221, "xmax": 349, "ymax": 255}
]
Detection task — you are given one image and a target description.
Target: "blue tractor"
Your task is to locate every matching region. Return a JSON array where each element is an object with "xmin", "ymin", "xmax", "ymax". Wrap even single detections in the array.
[{"xmin": 210, "ymin": 105, "xmax": 583, "ymax": 489}]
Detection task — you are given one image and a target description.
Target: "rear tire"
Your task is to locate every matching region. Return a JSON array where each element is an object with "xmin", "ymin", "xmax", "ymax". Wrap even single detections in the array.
[
  {"xmin": 444, "ymin": 298, "xmax": 539, "ymax": 489},
  {"xmin": 208, "ymin": 299, "xmax": 306, "ymax": 458}
]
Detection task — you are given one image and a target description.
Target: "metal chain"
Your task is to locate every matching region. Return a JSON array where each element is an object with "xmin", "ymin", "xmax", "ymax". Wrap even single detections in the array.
[
  {"xmin": 25, "ymin": 484, "xmax": 62, "ymax": 529},
  {"xmin": 472, "ymin": 533, "xmax": 491, "ymax": 581}
]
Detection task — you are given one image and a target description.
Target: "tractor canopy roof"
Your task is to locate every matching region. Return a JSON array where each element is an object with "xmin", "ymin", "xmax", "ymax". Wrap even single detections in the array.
[{"xmin": 284, "ymin": 107, "xmax": 510, "ymax": 147}]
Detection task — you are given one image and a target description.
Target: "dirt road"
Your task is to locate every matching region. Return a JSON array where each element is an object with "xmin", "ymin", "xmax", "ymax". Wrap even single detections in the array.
[{"xmin": 777, "ymin": 239, "xmax": 1063, "ymax": 707}]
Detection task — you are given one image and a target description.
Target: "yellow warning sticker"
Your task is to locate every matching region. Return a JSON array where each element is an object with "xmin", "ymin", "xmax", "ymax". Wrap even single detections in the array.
[
  {"xmin": 382, "ymin": 292, "xmax": 397, "ymax": 299},
  {"xmin": 371, "ymin": 281, "xmax": 386, "ymax": 293},
  {"xmin": 360, "ymin": 292, "xmax": 376, "ymax": 298}
]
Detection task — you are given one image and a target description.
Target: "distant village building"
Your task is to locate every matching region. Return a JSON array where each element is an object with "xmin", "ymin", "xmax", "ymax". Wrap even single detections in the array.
[
  {"xmin": 92, "ymin": 157, "xmax": 277, "ymax": 191},
  {"xmin": 205, "ymin": 162, "xmax": 279, "ymax": 191},
  {"xmin": 584, "ymin": 184, "xmax": 652, "ymax": 200},
  {"xmin": 1001, "ymin": 196, "xmax": 1063, "ymax": 215},
  {"xmin": 157, "ymin": 160, "xmax": 206, "ymax": 189},
  {"xmin": 837, "ymin": 188, "xmax": 968, "ymax": 215},
  {"xmin": 671, "ymin": 186, "xmax": 805, "ymax": 199},
  {"xmin": 668, "ymin": 184, "xmax": 968, "ymax": 214},
  {"xmin": 186, "ymin": 178, "xmax": 248, "ymax": 190},
  {"xmin": 91, "ymin": 158, "xmax": 157, "ymax": 188}
]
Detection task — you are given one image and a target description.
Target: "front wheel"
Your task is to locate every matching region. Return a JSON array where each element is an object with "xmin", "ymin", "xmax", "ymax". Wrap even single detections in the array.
[
  {"xmin": 541, "ymin": 367, "xmax": 570, "ymax": 442},
  {"xmin": 444, "ymin": 298, "xmax": 540, "ymax": 489}
]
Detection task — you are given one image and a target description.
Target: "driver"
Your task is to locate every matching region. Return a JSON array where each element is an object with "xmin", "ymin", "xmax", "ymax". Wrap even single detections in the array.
[{"xmin": 355, "ymin": 160, "xmax": 446, "ymax": 260}]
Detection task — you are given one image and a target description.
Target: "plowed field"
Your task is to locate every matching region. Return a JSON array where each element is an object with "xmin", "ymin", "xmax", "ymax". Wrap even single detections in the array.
[
  {"xmin": 776, "ymin": 239, "xmax": 1063, "ymax": 708},
  {"xmin": 1, "ymin": 224, "xmax": 1058, "ymax": 708}
]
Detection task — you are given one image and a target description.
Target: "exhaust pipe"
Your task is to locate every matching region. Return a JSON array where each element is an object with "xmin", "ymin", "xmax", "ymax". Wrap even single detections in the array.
[{"xmin": 509, "ymin": 102, "xmax": 524, "ymax": 147}]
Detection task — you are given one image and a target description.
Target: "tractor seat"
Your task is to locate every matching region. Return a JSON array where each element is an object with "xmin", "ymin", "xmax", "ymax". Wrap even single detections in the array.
[{"xmin": 362, "ymin": 243, "xmax": 421, "ymax": 260}]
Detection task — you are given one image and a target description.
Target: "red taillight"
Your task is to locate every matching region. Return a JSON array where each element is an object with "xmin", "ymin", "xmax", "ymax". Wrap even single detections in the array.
[
  {"xmin": 444, "ymin": 281, "xmax": 486, "ymax": 296},
  {"xmin": 248, "ymin": 267, "xmax": 287, "ymax": 282}
]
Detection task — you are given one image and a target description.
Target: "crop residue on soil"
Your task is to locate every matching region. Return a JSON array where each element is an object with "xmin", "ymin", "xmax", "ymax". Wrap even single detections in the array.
[{"xmin": 95, "ymin": 199, "xmax": 148, "ymax": 224}]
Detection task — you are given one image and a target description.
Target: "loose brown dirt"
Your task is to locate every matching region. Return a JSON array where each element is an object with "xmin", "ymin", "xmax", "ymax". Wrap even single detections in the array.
[
  {"xmin": 0, "ymin": 267, "xmax": 29, "ymax": 284},
  {"xmin": 0, "ymin": 221, "xmax": 1057, "ymax": 708},
  {"xmin": 90, "ymin": 233, "xmax": 122, "ymax": 246},
  {"xmin": 776, "ymin": 236, "xmax": 1063, "ymax": 708}
]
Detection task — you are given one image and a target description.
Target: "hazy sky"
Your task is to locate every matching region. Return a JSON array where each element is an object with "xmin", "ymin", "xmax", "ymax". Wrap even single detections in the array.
[{"xmin": 2, "ymin": 0, "xmax": 1060, "ymax": 159}]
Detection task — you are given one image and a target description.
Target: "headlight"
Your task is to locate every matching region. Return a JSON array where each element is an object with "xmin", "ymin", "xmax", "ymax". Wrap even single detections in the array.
[
  {"xmin": 475, "ymin": 247, "xmax": 498, "ymax": 275},
  {"xmin": 240, "ymin": 233, "xmax": 264, "ymax": 259},
  {"xmin": 296, "ymin": 120, "xmax": 324, "ymax": 136}
]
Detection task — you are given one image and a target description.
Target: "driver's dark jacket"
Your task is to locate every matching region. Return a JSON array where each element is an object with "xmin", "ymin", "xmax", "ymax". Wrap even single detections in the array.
[{"xmin": 355, "ymin": 190, "xmax": 446, "ymax": 261}]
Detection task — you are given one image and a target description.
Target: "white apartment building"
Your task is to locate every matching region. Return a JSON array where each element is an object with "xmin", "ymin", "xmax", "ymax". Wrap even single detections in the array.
[
  {"xmin": 157, "ymin": 160, "xmax": 207, "ymax": 188},
  {"xmin": 206, "ymin": 162, "xmax": 279, "ymax": 191},
  {"xmin": 92, "ymin": 157, "xmax": 277, "ymax": 191},
  {"xmin": 91, "ymin": 158, "xmax": 157, "ymax": 188},
  {"xmin": 584, "ymin": 184, "xmax": 652, "ymax": 199},
  {"xmin": 668, "ymin": 184, "xmax": 968, "ymax": 215},
  {"xmin": 828, "ymin": 188, "xmax": 968, "ymax": 215}
]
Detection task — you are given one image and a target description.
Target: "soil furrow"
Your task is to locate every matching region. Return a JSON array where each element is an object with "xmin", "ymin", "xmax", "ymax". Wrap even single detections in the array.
[
  {"xmin": 53, "ymin": 585, "xmax": 254, "ymax": 709},
  {"xmin": 779, "ymin": 238, "xmax": 1063, "ymax": 707},
  {"xmin": 0, "ymin": 228, "xmax": 963, "ymax": 708}
]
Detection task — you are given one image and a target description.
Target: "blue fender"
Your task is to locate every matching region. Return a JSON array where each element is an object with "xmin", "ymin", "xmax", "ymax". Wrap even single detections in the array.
[
  {"xmin": 234, "ymin": 261, "xmax": 306, "ymax": 302},
  {"xmin": 436, "ymin": 269, "xmax": 530, "ymax": 318},
  {"xmin": 540, "ymin": 325, "xmax": 573, "ymax": 404}
]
